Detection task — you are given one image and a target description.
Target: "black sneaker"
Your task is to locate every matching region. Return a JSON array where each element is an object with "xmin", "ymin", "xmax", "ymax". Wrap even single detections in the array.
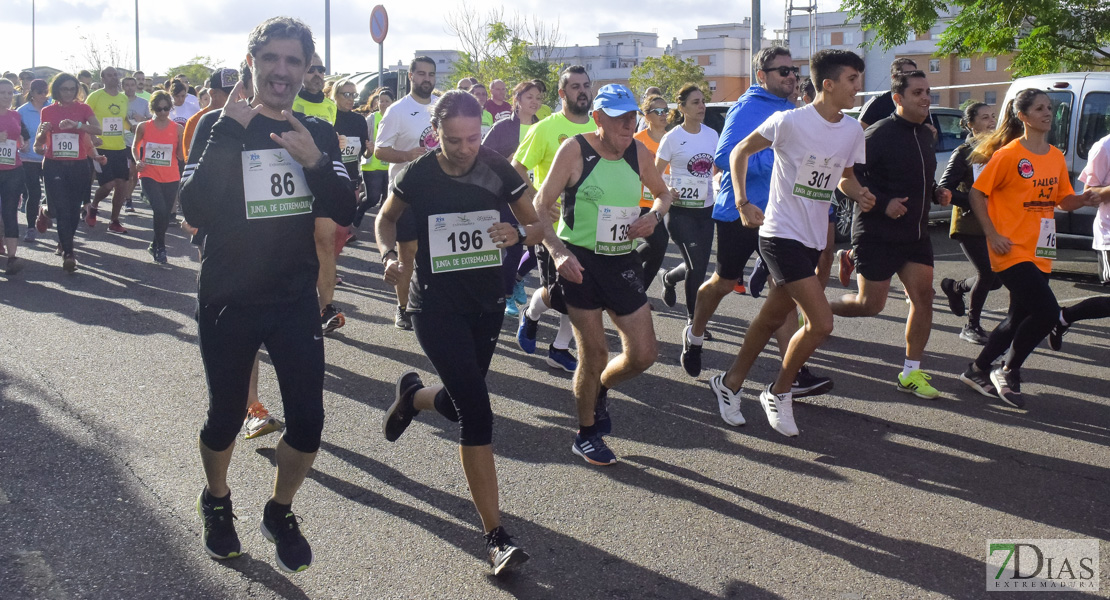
[
  {"xmin": 680, "ymin": 324, "xmax": 702, "ymax": 377},
  {"xmin": 958, "ymin": 362, "xmax": 996, "ymax": 398},
  {"xmin": 959, "ymin": 323, "xmax": 989, "ymax": 345},
  {"xmin": 321, "ymin": 304, "xmax": 345, "ymax": 335},
  {"xmin": 394, "ymin": 305, "xmax": 413, "ymax": 330},
  {"xmin": 594, "ymin": 388, "xmax": 611, "ymax": 436},
  {"xmin": 791, "ymin": 366, "xmax": 833, "ymax": 398},
  {"xmin": 940, "ymin": 278, "xmax": 966, "ymax": 318},
  {"xmin": 659, "ymin": 271, "xmax": 677, "ymax": 308},
  {"xmin": 485, "ymin": 526, "xmax": 530, "ymax": 576},
  {"xmin": 989, "ymin": 366, "xmax": 1024, "ymax": 409},
  {"xmin": 1049, "ymin": 321, "xmax": 1070, "ymax": 351},
  {"xmin": 260, "ymin": 502, "xmax": 313, "ymax": 573},
  {"xmin": 383, "ymin": 371, "xmax": 422, "ymax": 442},
  {"xmin": 196, "ymin": 489, "xmax": 242, "ymax": 560}
]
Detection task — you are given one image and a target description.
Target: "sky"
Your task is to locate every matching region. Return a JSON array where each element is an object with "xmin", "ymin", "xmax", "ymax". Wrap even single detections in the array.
[{"xmin": 3, "ymin": 0, "xmax": 838, "ymax": 77}]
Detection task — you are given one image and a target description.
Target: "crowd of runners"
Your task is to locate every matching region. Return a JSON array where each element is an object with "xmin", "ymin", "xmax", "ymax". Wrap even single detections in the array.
[{"xmin": 4, "ymin": 15, "xmax": 1110, "ymax": 578}]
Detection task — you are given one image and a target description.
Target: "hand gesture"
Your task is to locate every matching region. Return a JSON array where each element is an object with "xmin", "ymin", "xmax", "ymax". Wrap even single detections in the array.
[
  {"xmin": 885, "ymin": 197, "xmax": 909, "ymax": 219},
  {"xmin": 270, "ymin": 110, "xmax": 323, "ymax": 168},
  {"xmin": 936, "ymin": 188, "xmax": 952, "ymax": 207},
  {"xmin": 856, "ymin": 187, "xmax": 876, "ymax": 212},
  {"xmin": 383, "ymin": 258, "xmax": 403, "ymax": 285},
  {"xmin": 59, "ymin": 119, "xmax": 80, "ymax": 130},
  {"xmin": 222, "ymin": 80, "xmax": 264, "ymax": 129},
  {"xmin": 739, "ymin": 203, "xmax": 764, "ymax": 228},
  {"xmin": 487, "ymin": 222, "xmax": 519, "ymax": 248}
]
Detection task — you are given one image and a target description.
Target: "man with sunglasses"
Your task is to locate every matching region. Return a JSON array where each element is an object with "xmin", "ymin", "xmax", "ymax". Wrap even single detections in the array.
[
  {"xmin": 292, "ymin": 54, "xmax": 336, "ymax": 126},
  {"xmin": 182, "ymin": 68, "xmax": 238, "ymax": 161}
]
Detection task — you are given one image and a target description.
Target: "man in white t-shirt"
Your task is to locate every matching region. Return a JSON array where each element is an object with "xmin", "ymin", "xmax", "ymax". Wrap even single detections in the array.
[
  {"xmin": 709, "ymin": 49, "xmax": 874, "ymax": 437},
  {"xmin": 374, "ymin": 56, "xmax": 438, "ymax": 330}
]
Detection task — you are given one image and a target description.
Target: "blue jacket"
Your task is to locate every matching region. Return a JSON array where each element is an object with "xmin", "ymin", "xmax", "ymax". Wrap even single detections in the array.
[{"xmin": 713, "ymin": 86, "xmax": 795, "ymax": 221}]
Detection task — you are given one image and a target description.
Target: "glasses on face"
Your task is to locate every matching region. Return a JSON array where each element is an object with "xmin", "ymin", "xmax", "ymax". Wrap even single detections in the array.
[
  {"xmin": 307, "ymin": 66, "xmax": 327, "ymax": 74},
  {"xmin": 763, "ymin": 66, "xmax": 800, "ymax": 78},
  {"xmin": 338, "ymin": 91, "xmax": 357, "ymax": 98},
  {"xmin": 59, "ymin": 86, "xmax": 77, "ymax": 93},
  {"xmin": 646, "ymin": 108, "xmax": 668, "ymax": 116},
  {"xmin": 154, "ymin": 105, "xmax": 171, "ymax": 113}
]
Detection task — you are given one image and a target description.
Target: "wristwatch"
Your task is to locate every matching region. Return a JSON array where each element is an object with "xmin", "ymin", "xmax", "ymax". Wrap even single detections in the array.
[
  {"xmin": 514, "ymin": 224, "xmax": 528, "ymax": 246},
  {"xmin": 381, "ymin": 249, "xmax": 398, "ymax": 264},
  {"xmin": 649, "ymin": 210, "xmax": 663, "ymax": 224}
]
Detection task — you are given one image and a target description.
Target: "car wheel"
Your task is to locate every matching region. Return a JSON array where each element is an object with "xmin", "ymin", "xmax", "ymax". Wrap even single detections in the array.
[{"xmin": 834, "ymin": 191, "xmax": 853, "ymax": 243}]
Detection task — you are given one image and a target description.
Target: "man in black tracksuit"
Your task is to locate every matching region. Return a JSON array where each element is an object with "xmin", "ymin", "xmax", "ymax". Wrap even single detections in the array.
[{"xmin": 830, "ymin": 70, "xmax": 952, "ymax": 399}]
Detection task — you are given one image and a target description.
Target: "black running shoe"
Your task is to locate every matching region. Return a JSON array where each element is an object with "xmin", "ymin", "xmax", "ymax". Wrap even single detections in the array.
[
  {"xmin": 680, "ymin": 324, "xmax": 702, "ymax": 377},
  {"xmin": 958, "ymin": 362, "xmax": 995, "ymax": 398},
  {"xmin": 791, "ymin": 366, "xmax": 833, "ymax": 398},
  {"xmin": 989, "ymin": 366, "xmax": 1024, "ymax": 409},
  {"xmin": 594, "ymin": 388, "xmax": 611, "ymax": 436},
  {"xmin": 261, "ymin": 502, "xmax": 313, "ymax": 573},
  {"xmin": 1049, "ymin": 321, "xmax": 1070, "ymax": 351},
  {"xmin": 384, "ymin": 371, "xmax": 422, "ymax": 442},
  {"xmin": 940, "ymin": 278, "xmax": 966, "ymax": 318},
  {"xmin": 196, "ymin": 490, "xmax": 241, "ymax": 560},
  {"xmin": 394, "ymin": 305, "xmax": 413, "ymax": 330},
  {"xmin": 485, "ymin": 526, "xmax": 530, "ymax": 576},
  {"xmin": 659, "ymin": 271, "xmax": 677, "ymax": 308},
  {"xmin": 321, "ymin": 304, "xmax": 345, "ymax": 335}
]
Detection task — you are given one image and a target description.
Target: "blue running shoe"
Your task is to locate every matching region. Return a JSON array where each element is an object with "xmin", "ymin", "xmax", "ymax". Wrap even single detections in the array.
[
  {"xmin": 545, "ymin": 346, "xmax": 577, "ymax": 372},
  {"xmin": 505, "ymin": 300, "xmax": 520, "ymax": 319},
  {"xmin": 512, "ymin": 280, "xmax": 528, "ymax": 307},
  {"xmin": 571, "ymin": 432, "xmax": 617, "ymax": 465},
  {"xmin": 517, "ymin": 311, "xmax": 538, "ymax": 354}
]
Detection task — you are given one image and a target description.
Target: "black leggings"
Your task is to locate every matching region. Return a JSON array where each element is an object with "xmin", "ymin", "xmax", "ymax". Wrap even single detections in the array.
[
  {"xmin": 662, "ymin": 205, "xmax": 715, "ymax": 318},
  {"xmin": 636, "ymin": 205, "xmax": 669, "ymax": 292},
  {"xmin": 0, "ymin": 167, "xmax": 24, "ymax": 238},
  {"xmin": 43, "ymin": 159, "xmax": 91, "ymax": 254},
  {"xmin": 197, "ymin": 293, "xmax": 325, "ymax": 454},
  {"xmin": 952, "ymin": 234, "xmax": 1002, "ymax": 323},
  {"xmin": 412, "ymin": 310, "xmax": 503, "ymax": 447},
  {"xmin": 22, "ymin": 161, "xmax": 43, "ymax": 229},
  {"xmin": 499, "ymin": 204, "xmax": 524, "ymax": 296},
  {"xmin": 1062, "ymin": 296, "xmax": 1110, "ymax": 326},
  {"xmin": 141, "ymin": 178, "xmax": 179, "ymax": 249},
  {"xmin": 974, "ymin": 262, "xmax": 1059, "ymax": 373}
]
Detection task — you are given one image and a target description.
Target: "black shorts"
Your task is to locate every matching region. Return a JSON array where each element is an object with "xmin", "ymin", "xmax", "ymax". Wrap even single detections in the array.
[
  {"xmin": 532, "ymin": 244, "xmax": 566, "ymax": 314},
  {"xmin": 714, "ymin": 217, "xmax": 760, "ymax": 281},
  {"xmin": 96, "ymin": 148, "xmax": 131, "ymax": 185},
  {"xmin": 559, "ymin": 244, "xmax": 647, "ymax": 316},
  {"xmin": 758, "ymin": 236, "xmax": 821, "ymax": 286},
  {"xmin": 853, "ymin": 236, "xmax": 934, "ymax": 282},
  {"xmin": 396, "ymin": 204, "xmax": 418, "ymax": 243}
]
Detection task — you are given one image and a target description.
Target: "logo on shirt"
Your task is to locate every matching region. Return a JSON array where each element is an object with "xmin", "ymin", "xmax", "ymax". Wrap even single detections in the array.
[
  {"xmin": 247, "ymin": 153, "xmax": 262, "ymax": 171},
  {"xmin": 558, "ymin": 134, "xmax": 569, "ymax": 144},
  {"xmin": 420, "ymin": 125, "xmax": 439, "ymax": 149},
  {"xmin": 1017, "ymin": 158, "xmax": 1034, "ymax": 179},
  {"xmin": 273, "ymin": 152, "xmax": 288, "ymax": 164},
  {"xmin": 109, "ymin": 104, "xmax": 122, "ymax": 115},
  {"xmin": 581, "ymin": 185, "xmax": 603, "ymax": 201},
  {"xmin": 433, "ymin": 216, "xmax": 447, "ymax": 231},
  {"xmin": 410, "ymin": 111, "xmax": 420, "ymax": 116},
  {"xmin": 688, "ymin": 153, "xmax": 713, "ymax": 177}
]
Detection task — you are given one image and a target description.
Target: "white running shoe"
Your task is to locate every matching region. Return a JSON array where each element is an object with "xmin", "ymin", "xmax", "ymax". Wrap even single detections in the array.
[
  {"xmin": 709, "ymin": 373, "xmax": 745, "ymax": 426},
  {"xmin": 759, "ymin": 385, "xmax": 799, "ymax": 437}
]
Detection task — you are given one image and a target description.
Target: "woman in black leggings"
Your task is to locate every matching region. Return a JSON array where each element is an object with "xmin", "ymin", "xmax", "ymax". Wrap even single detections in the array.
[{"xmin": 375, "ymin": 90, "xmax": 543, "ymax": 576}]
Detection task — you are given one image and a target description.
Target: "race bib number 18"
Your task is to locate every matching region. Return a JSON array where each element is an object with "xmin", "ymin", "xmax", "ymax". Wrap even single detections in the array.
[
  {"xmin": 241, "ymin": 149, "xmax": 312, "ymax": 220},
  {"xmin": 595, "ymin": 205, "xmax": 640, "ymax": 255},
  {"xmin": 793, "ymin": 154, "xmax": 843, "ymax": 203},
  {"xmin": 428, "ymin": 210, "xmax": 500, "ymax": 273}
]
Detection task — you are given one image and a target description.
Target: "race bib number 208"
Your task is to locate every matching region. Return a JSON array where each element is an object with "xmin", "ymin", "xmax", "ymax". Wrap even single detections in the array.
[{"xmin": 241, "ymin": 149, "xmax": 312, "ymax": 220}]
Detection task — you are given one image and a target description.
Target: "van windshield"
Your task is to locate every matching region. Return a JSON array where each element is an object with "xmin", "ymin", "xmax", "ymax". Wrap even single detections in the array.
[
  {"xmin": 1078, "ymin": 92, "xmax": 1110, "ymax": 160},
  {"xmin": 1045, "ymin": 91, "xmax": 1073, "ymax": 155}
]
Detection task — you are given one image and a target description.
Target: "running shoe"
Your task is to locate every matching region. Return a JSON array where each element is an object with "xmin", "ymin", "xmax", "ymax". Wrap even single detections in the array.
[
  {"xmin": 125, "ymin": 199, "xmax": 135, "ymax": 213},
  {"xmin": 747, "ymin": 256, "xmax": 768, "ymax": 298},
  {"xmin": 23, "ymin": 228, "xmax": 36, "ymax": 243},
  {"xmin": 759, "ymin": 384, "xmax": 799, "ymax": 437},
  {"xmin": 505, "ymin": 300, "xmax": 520, "ymax": 318},
  {"xmin": 85, "ymin": 204, "xmax": 97, "ymax": 228},
  {"xmin": 571, "ymin": 432, "xmax": 617, "ymax": 465},
  {"xmin": 196, "ymin": 489, "xmax": 241, "ymax": 560},
  {"xmin": 791, "ymin": 366, "xmax": 833, "ymax": 398},
  {"xmin": 321, "ymin": 304, "xmax": 345, "ymax": 335},
  {"xmin": 108, "ymin": 220, "xmax": 128, "ymax": 234},
  {"xmin": 959, "ymin": 323, "xmax": 989, "ymax": 345},
  {"xmin": 958, "ymin": 362, "xmax": 996, "ymax": 398},
  {"xmin": 732, "ymin": 283, "xmax": 746, "ymax": 294},
  {"xmin": 896, "ymin": 369, "xmax": 941, "ymax": 399},
  {"xmin": 545, "ymin": 346, "xmax": 577, "ymax": 372},
  {"xmin": 940, "ymin": 278, "xmax": 966, "ymax": 317},
  {"xmin": 1049, "ymin": 321, "xmax": 1070, "ymax": 351},
  {"xmin": 594, "ymin": 388, "xmax": 611, "ymax": 436},
  {"xmin": 836, "ymin": 249, "xmax": 854, "ymax": 287},
  {"xmin": 709, "ymin": 373, "xmax": 745, "ymax": 426},
  {"xmin": 155, "ymin": 246, "xmax": 167, "ymax": 264},
  {"xmin": 659, "ymin": 271, "xmax": 677, "ymax": 308},
  {"xmin": 244, "ymin": 404, "xmax": 285, "ymax": 440},
  {"xmin": 485, "ymin": 526, "xmax": 530, "ymax": 576},
  {"xmin": 680, "ymin": 325, "xmax": 702, "ymax": 377},
  {"xmin": 516, "ymin": 311, "xmax": 538, "ymax": 354},
  {"xmin": 511, "ymin": 280, "xmax": 528, "ymax": 307},
  {"xmin": 260, "ymin": 502, "xmax": 313, "ymax": 573},
  {"xmin": 383, "ymin": 371, "xmax": 422, "ymax": 442},
  {"xmin": 394, "ymin": 305, "xmax": 412, "ymax": 330},
  {"xmin": 62, "ymin": 253, "xmax": 77, "ymax": 273},
  {"xmin": 989, "ymin": 366, "xmax": 1024, "ymax": 409},
  {"xmin": 55, "ymin": 246, "xmax": 63, "ymax": 256},
  {"xmin": 5, "ymin": 256, "xmax": 25, "ymax": 276},
  {"xmin": 35, "ymin": 208, "xmax": 50, "ymax": 233}
]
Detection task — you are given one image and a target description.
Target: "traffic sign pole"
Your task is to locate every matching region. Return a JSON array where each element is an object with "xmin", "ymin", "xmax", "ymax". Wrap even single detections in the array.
[{"xmin": 370, "ymin": 6, "xmax": 389, "ymax": 95}]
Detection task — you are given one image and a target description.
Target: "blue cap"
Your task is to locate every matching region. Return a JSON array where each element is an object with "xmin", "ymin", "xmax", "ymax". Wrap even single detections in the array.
[{"xmin": 592, "ymin": 84, "xmax": 639, "ymax": 117}]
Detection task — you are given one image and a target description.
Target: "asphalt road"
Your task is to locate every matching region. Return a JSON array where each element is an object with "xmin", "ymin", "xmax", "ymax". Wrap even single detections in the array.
[{"xmin": 2, "ymin": 200, "xmax": 1108, "ymax": 600}]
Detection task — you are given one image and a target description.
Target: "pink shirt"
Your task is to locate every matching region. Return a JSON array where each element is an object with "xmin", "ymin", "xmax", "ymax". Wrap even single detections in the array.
[
  {"xmin": 0, "ymin": 109, "xmax": 24, "ymax": 170},
  {"xmin": 41, "ymin": 101, "xmax": 95, "ymax": 161}
]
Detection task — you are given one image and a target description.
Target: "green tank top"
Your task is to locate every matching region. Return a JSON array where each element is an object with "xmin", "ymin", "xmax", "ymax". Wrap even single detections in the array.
[
  {"xmin": 361, "ymin": 112, "xmax": 388, "ymax": 172},
  {"xmin": 556, "ymin": 134, "xmax": 642, "ymax": 255}
]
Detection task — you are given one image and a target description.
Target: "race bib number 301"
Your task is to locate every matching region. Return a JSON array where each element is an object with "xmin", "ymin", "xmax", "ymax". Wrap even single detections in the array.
[
  {"xmin": 596, "ymin": 205, "xmax": 640, "ymax": 255},
  {"xmin": 241, "ymin": 149, "xmax": 312, "ymax": 220},
  {"xmin": 793, "ymin": 154, "xmax": 844, "ymax": 203},
  {"xmin": 428, "ymin": 210, "xmax": 500, "ymax": 273}
]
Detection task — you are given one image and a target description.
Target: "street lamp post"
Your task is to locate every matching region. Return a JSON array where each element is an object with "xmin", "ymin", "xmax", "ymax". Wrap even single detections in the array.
[
  {"xmin": 135, "ymin": 0, "xmax": 141, "ymax": 70},
  {"xmin": 325, "ymin": 0, "xmax": 331, "ymax": 74},
  {"xmin": 32, "ymin": 0, "xmax": 36, "ymax": 70}
]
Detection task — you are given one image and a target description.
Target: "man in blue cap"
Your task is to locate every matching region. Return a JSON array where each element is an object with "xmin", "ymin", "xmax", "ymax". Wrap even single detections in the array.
[{"xmin": 533, "ymin": 83, "xmax": 674, "ymax": 466}]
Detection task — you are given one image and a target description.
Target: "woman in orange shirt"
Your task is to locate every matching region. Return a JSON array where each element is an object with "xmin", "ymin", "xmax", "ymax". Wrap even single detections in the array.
[
  {"xmin": 132, "ymin": 90, "xmax": 184, "ymax": 264},
  {"xmin": 958, "ymin": 89, "xmax": 1099, "ymax": 408},
  {"xmin": 633, "ymin": 93, "xmax": 670, "ymax": 293}
]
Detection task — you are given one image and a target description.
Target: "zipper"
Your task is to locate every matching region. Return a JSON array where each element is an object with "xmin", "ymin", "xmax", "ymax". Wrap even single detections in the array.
[{"xmin": 913, "ymin": 126, "xmax": 926, "ymax": 239}]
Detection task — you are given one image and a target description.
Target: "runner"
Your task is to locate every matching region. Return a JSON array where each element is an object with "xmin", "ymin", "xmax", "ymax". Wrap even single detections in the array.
[
  {"xmin": 183, "ymin": 68, "xmax": 238, "ymax": 160},
  {"xmin": 0, "ymin": 78, "xmax": 29, "ymax": 274},
  {"xmin": 374, "ymin": 56, "xmax": 439, "ymax": 330},
  {"xmin": 291, "ymin": 54, "xmax": 336, "ymax": 124},
  {"xmin": 376, "ymin": 90, "xmax": 540, "ymax": 574},
  {"xmin": 133, "ymin": 71, "xmax": 151, "ymax": 101},
  {"xmin": 829, "ymin": 70, "xmax": 951, "ymax": 400},
  {"xmin": 485, "ymin": 79, "xmax": 512, "ymax": 124},
  {"xmin": 353, "ymin": 88, "xmax": 392, "ymax": 227},
  {"xmin": 957, "ymin": 89, "xmax": 1099, "ymax": 408},
  {"xmin": 533, "ymin": 79, "xmax": 552, "ymax": 121},
  {"xmin": 710, "ymin": 49, "xmax": 870, "ymax": 437},
  {"xmin": 84, "ymin": 67, "xmax": 133, "ymax": 233},
  {"xmin": 938, "ymin": 102, "xmax": 1002, "ymax": 344},
  {"xmin": 512, "ymin": 65, "xmax": 596, "ymax": 373},
  {"xmin": 168, "ymin": 79, "xmax": 199, "ymax": 127},
  {"xmin": 121, "ymin": 76, "xmax": 149, "ymax": 212},
  {"xmin": 467, "ymin": 83, "xmax": 494, "ymax": 137},
  {"xmin": 17, "ymin": 79, "xmax": 48, "ymax": 243},
  {"xmin": 535, "ymin": 83, "xmax": 673, "ymax": 464},
  {"xmin": 35, "ymin": 73, "xmax": 102, "ymax": 272},
  {"xmin": 179, "ymin": 16, "xmax": 355, "ymax": 573},
  {"xmin": 631, "ymin": 94, "xmax": 670, "ymax": 293},
  {"xmin": 131, "ymin": 89, "xmax": 183, "ymax": 264}
]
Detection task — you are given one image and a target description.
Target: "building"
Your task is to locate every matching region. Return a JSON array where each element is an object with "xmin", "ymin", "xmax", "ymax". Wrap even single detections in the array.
[
  {"xmin": 667, "ymin": 21, "xmax": 756, "ymax": 102},
  {"xmin": 545, "ymin": 32, "xmax": 665, "ymax": 91}
]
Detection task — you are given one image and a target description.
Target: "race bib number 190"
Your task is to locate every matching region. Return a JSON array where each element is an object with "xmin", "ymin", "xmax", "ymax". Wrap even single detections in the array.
[
  {"xmin": 51, "ymin": 133, "xmax": 79, "ymax": 158},
  {"xmin": 428, "ymin": 210, "xmax": 500, "ymax": 273},
  {"xmin": 793, "ymin": 154, "xmax": 843, "ymax": 203},
  {"xmin": 241, "ymin": 149, "xmax": 312, "ymax": 220}
]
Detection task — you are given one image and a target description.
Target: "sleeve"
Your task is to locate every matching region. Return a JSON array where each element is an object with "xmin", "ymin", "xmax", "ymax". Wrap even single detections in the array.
[
  {"xmin": 1054, "ymin": 152, "xmax": 1075, "ymax": 203},
  {"xmin": 859, "ymin": 94, "xmax": 886, "ymax": 125},
  {"xmin": 754, "ymin": 109, "xmax": 785, "ymax": 148},
  {"xmin": 307, "ymin": 120, "xmax": 357, "ymax": 226},
  {"xmin": 482, "ymin": 119, "xmax": 513, "ymax": 158},
  {"xmin": 374, "ymin": 109, "xmax": 400, "ymax": 149},
  {"xmin": 940, "ymin": 144, "xmax": 972, "ymax": 209},
  {"xmin": 852, "ymin": 125, "xmax": 897, "ymax": 214},
  {"xmin": 488, "ymin": 151, "xmax": 528, "ymax": 203},
  {"xmin": 82, "ymin": 103, "xmax": 95, "ymax": 122},
  {"xmin": 19, "ymin": 116, "xmax": 30, "ymax": 142},
  {"xmin": 1079, "ymin": 136, "xmax": 1110, "ymax": 187},
  {"xmin": 513, "ymin": 121, "xmax": 545, "ymax": 169},
  {"xmin": 179, "ymin": 115, "xmax": 248, "ymax": 229},
  {"xmin": 656, "ymin": 130, "xmax": 675, "ymax": 163},
  {"xmin": 972, "ymin": 147, "xmax": 1008, "ymax": 197},
  {"xmin": 391, "ymin": 157, "xmax": 419, "ymax": 200}
]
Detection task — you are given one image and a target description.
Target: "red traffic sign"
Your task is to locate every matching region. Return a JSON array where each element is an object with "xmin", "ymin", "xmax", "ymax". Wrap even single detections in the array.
[{"xmin": 370, "ymin": 5, "xmax": 388, "ymax": 44}]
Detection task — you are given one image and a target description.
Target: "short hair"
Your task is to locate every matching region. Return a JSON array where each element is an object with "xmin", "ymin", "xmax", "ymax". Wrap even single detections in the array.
[
  {"xmin": 121, "ymin": 76, "xmax": 137, "ymax": 85},
  {"xmin": 149, "ymin": 89, "xmax": 172, "ymax": 111},
  {"xmin": 0, "ymin": 79, "xmax": 13, "ymax": 90},
  {"xmin": 240, "ymin": 60, "xmax": 253, "ymax": 87},
  {"xmin": 810, "ymin": 49, "xmax": 865, "ymax": 91},
  {"xmin": 431, "ymin": 89, "xmax": 483, "ymax": 129},
  {"xmin": 457, "ymin": 77, "xmax": 472, "ymax": 90},
  {"xmin": 247, "ymin": 17, "xmax": 315, "ymax": 63},
  {"xmin": 77, "ymin": 70, "xmax": 92, "ymax": 79},
  {"xmin": 19, "ymin": 70, "xmax": 34, "ymax": 80},
  {"xmin": 890, "ymin": 58, "xmax": 918, "ymax": 78},
  {"xmin": 170, "ymin": 80, "xmax": 187, "ymax": 96},
  {"xmin": 410, "ymin": 56, "xmax": 435, "ymax": 73},
  {"xmin": 100, "ymin": 66, "xmax": 117, "ymax": 77},
  {"xmin": 891, "ymin": 70, "xmax": 927, "ymax": 97},
  {"xmin": 470, "ymin": 83, "xmax": 486, "ymax": 92},
  {"xmin": 753, "ymin": 46, "xmax": 792, "ymax": 72},
  {"xmin": 331, "ymin": 78, "xmax": 356, "ymax": 101},
  {"xmin": 49, "ymin": 73, "xmax": 79, "ymax": 99},
  {"xmin": 558, "ymin": 65, "xmax": 589, "ymax": 91},
  {"xmin": 801, "ymin": 78, "xmax": 816, "ymax": 100}
]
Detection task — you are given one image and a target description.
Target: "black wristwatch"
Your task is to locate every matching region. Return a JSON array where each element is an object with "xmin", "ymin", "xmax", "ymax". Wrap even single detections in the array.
[
  {"xmin": 649, "ymin": 210, "xmax": 663, "ymax": 224},
  {"xmin": 514, "ymin": 224, "xmax": 528, "ymax": 246},
  {"xmin": 309, "ymin": 152, "xmax": 330, "ymax": 172},
  {"xmin": 381, "ymin": 249, "xmax": 398, "ymax": 264}
]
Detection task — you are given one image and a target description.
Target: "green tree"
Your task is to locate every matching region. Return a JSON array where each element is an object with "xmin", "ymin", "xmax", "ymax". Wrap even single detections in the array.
[
  {"xmin": 842, "ymin": 0, "xmax": 1110, "ymax": 77},
  {"xmin": 165, "ymin": 56, "xmax": 220, "ymax": 88},
  {"xmin": 629, "ymin": 56, "xmax": 708, "ymax": 101}
]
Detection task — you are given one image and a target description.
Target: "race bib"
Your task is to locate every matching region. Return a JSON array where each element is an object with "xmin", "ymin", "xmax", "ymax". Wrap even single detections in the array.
[
  {"xmin": 102, "ymin": 117, "xmax": 124, "ymax": 137},
  {"xmin": 241, "ymin": 149, "xmax": 312, "ymax": 220},
  {"xmin": 340, "ymin": 137, "xmax": 360, "ymax": 164},
  {"xmin": 669, "ymin": 173, "xmax": 710, "ymax": 209},
  {"xmin": 595, "ymin": 204, "xmax": 640, "ymax": 255},
  {"xmin": 145, "ymin": 142, "xmax": 173, "ymax": 167},
  {"xmin": 0, "ymin": 139, "xmax": 16, "ymax": 166},
  {"xmin": 793, "ymin": 154, "xmax": 844, "ymax": 203},
  {"xmin": 642, "ymin": 185, "xmax": 654, "ymax": 201},
  {"xmin": 1036, "ymin": 217, "xmax": 1057, "ymax": 259},
  {"xmin": 51, "ymin": 133, "xmax": 79, "ymax": 158},
  {"xmin": 428, "ymin": 210, "xmax": 500, "ymax": 273}
]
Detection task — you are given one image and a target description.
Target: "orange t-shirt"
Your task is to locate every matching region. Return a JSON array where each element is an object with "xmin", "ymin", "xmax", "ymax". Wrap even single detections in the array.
[
  {"xmin": 634, "ymin": 128, "xmax": 661, "ymax": 208},
  {"xmin": 182, "ymin": 105, "xmax": 214, "ymax": 162},
  {"xmin": 137, "ymin": 119, "xmax": 182, "ymax": 183},
  {"xmin": 972, "ymin": 139, "xmax": 1074, "ymax": 273}
]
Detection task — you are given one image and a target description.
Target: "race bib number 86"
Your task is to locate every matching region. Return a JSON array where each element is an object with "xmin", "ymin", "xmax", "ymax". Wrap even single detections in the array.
[{"xmin": 241, "ymin": 149, "xmax": 312, "ymax": 220}]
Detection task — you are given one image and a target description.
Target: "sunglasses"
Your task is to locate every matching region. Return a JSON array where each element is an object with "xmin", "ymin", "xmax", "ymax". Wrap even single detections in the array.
[
  {"xmin": 59, "ymin": 86, "xmax": 77, "ymax": 93},
  {"xmin": 763, "ymin": 66, "xmax": 801, "ymax": 77},
  {"xmin": 154, "ymin": 105, "xmax": 172, "ymax": 112},
  {"xmin": 338, "ymin": 91, "xmax": 357, "ymax": 98},
  {"xmin": 646, "ymin": 108, "xmax": 668, "ymax": 116},
  {"xmin": 307, "ymin": 66, "xmax": 327, "ymax": 74}
]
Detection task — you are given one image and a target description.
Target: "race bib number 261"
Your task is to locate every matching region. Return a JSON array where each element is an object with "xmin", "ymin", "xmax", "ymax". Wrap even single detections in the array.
[{"xmin": 241, "ymin": 149, "xmax": 312, "ymax": 220}]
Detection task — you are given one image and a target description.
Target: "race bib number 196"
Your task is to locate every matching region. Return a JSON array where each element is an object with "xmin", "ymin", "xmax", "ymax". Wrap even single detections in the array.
[
  {"xmin": 241, "ymin": 149, "xmax": 312, "ymax": 220},
  {"xmin": 428, "ymin": 210, "xmax": 500, "ymax": 273},
  {"xmin": 793, "ymin": 154, "xmax": 843, "ymax": 203}
]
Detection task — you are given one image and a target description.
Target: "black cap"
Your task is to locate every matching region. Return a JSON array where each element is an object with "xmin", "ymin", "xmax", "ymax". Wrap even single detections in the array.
[{"xmin": 207, "ymin": 68, "xmax": 239, "ymax": 93}]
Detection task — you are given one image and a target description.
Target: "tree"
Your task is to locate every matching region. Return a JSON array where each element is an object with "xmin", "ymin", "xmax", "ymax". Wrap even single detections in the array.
[
  {"xmin": 67, "ymin": 30, "xmax": 132, "ymax": 80},
  {"xmin": 629, "ymin": 56, "xmax": 708, "ymax": 101},
  {"xmin": 842, "ymin": 0, "xmax": 1110, "ymax": 77},
  {"xmin": 165, "ymin": 56, "xmax": 221, "ymax": 88}
]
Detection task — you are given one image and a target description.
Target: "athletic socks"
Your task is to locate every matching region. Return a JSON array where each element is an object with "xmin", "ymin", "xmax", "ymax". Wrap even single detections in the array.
[
  {"xmin": 902, "ymin": 359, "xmax": 921, "ymax": 379},
  {"xmin": 525, "ymin": 288, "xmax": 548, "ymax": 321},
  {"xmin": 687, "ymin": 326, "xmax": 704, "ymax": 346},
  {"xmin": 553, "ymin": 314, "xmax": 574, "ymax": 350}
]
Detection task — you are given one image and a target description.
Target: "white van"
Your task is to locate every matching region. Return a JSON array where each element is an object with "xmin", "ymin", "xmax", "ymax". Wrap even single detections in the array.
[{"xmin": 1002, "ymin": 72, "xmax": 1110, "ymax": 248}]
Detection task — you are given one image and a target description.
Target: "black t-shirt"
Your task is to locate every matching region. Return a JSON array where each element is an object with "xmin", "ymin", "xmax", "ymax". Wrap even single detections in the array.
[
  {"xmin": 393, "ymin": 146, "xmax": 528, "ymax": 314},
  {"xmin": 333, "ymin": 109, "xmax": 369, "ymax": 181},
  {"xmin": 859, "ymin": 91, "xmax": 895, "ymax": 126}
]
